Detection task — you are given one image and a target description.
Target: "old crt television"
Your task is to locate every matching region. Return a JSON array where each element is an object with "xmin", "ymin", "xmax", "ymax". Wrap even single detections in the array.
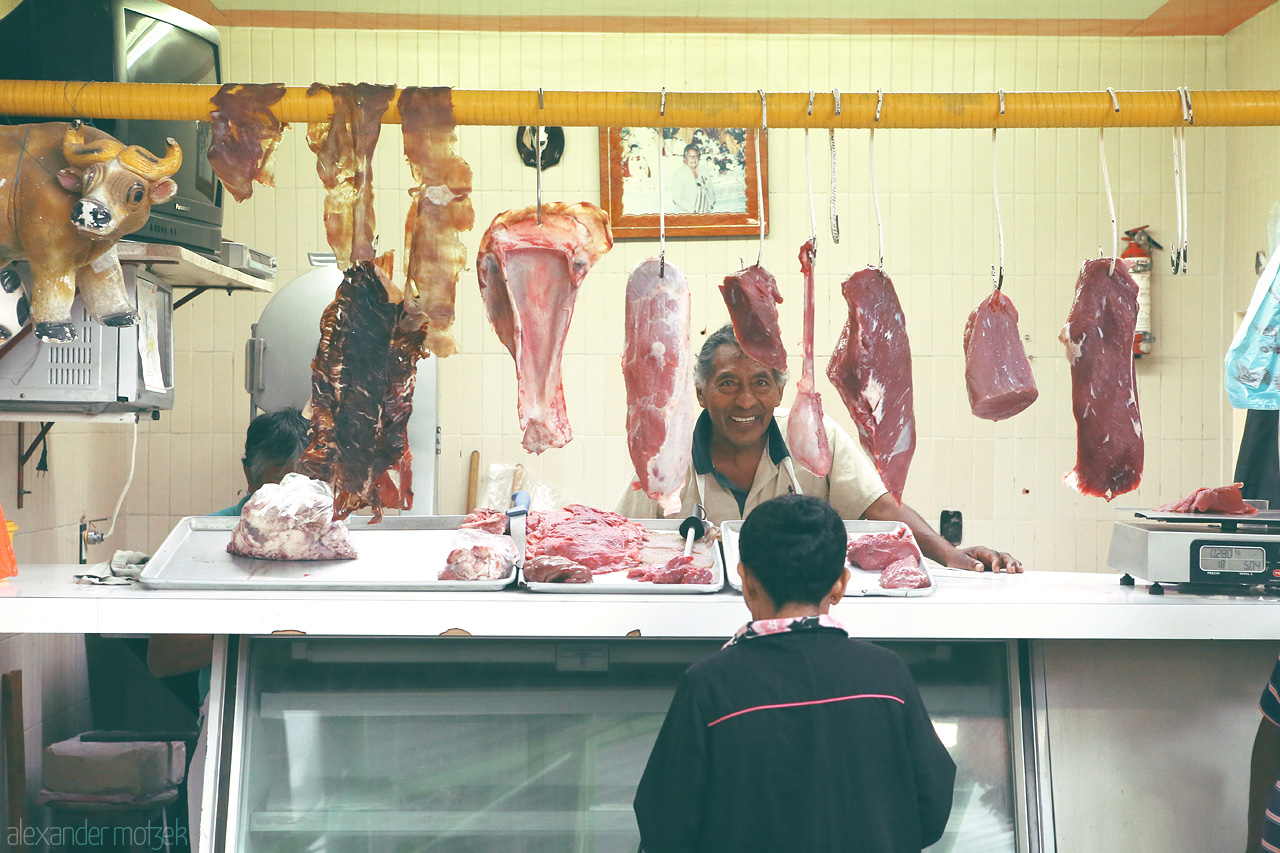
[{"xmin": 0, "ymin": 0, "xmax": 224, "ymax": 257}]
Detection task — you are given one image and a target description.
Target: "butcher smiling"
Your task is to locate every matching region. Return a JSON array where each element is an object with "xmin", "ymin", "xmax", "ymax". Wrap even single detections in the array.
[{"xmin": 618, "ymin": 323, "xmax": 1022, "ymax": 572}]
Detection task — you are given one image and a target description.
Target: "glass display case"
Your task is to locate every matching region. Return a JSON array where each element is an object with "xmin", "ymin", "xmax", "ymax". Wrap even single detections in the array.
[{"xmin": 221, "ymin": 637, "xmax": 1029, "ymax": 852}]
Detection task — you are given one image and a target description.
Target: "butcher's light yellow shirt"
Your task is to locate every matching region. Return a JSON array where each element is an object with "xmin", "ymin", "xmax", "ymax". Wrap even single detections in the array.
[{"xmin": 616, "ymin": 409, "xmax": 887, "ymax": 525}]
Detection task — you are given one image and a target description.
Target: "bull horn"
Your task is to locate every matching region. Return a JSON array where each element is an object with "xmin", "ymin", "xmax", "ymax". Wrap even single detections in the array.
[
  {"xmin": 119, "ymin": 138, "xmax": 182, "ymax": 181},
  {"xmin": 63, "ymin": 125, "xmax": 125, "ymax": 167}
]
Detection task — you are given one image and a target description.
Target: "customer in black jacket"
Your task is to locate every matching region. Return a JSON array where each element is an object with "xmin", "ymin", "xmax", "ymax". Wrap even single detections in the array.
[{"xmin": 633, "ymin": 494, "xmax": 956, "ymax": 852}]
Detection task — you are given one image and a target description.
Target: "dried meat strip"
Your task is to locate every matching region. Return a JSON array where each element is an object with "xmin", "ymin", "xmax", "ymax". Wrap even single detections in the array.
[
  {"xmin": 399, "ymin": 86, "xmax": 475, "ymax": 358},
  {"xmin": 297, "ymin": 258, "xmax": 428, "ymax": 522},
  {"xmin": 207, "ymin": 82, "xmax": 288, "ymax": 203},
  {"xmin": 306, "ymin": 83, "xmax": 395, "ymax": 268}
]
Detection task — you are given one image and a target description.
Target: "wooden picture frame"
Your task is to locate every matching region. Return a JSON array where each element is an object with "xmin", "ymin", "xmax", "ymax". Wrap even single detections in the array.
[{"xmin": 599, "ymin": 126, "xmax": 769, "ymax": 239}]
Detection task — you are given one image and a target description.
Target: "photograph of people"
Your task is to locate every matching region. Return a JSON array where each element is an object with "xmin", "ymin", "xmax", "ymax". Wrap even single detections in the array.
[{"xmin": 669, "ymin": 142, "xmax": 716, "ymax": 213}]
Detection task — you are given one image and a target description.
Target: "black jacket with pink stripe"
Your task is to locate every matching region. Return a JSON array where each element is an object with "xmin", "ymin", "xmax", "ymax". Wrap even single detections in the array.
[{"xmin": 634, "ymin": 623, "xmax": 956, "ymax": 852}]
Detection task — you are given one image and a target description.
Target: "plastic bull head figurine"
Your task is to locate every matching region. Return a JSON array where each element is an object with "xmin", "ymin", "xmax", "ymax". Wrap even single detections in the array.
[{"xmin": 0, "ymin": 120, "xmax": 180, "ymax": 342}]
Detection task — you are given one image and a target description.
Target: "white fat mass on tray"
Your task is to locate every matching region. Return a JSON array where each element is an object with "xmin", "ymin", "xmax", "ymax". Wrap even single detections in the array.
[{"xmin": 227, "ymin": 473, "xmax": 357, "ymax": 561}]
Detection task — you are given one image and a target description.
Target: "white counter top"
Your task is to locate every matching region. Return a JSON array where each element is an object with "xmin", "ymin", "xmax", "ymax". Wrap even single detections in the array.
[{"xmin": 4, "ymin": 565, "xmax": 1280, "ymax": 640}]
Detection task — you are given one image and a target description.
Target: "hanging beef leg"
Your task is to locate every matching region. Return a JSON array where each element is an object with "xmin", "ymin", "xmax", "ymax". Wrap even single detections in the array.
[
  {"xmin": 786, "ymin": 238, "xmax": 832, "ymax": 476},
  {"xmin": 477, "ymin": 202, "xmax": 613, "ymax": 454}
]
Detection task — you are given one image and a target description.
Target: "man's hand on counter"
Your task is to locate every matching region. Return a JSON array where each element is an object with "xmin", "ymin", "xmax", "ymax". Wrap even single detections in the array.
[
  {"xmin": 862, "ymin": 494, "xmax": 1023, "ymax": 574},
  {"xmin": 951, "ymin": 545, "xmax": 1023, "ymax": 574}
]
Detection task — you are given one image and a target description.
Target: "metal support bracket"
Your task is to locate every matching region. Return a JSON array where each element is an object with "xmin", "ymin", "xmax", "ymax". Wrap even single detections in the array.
[{"xmin": 16, "ymin": 421, "xmax": 52, "ymax": 509}]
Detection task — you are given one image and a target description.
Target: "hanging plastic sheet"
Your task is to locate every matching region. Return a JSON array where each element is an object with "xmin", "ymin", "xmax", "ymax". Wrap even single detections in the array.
[{"xmin": 1226, "ymin": 244, "xmax": 1280, "ymax": 409}]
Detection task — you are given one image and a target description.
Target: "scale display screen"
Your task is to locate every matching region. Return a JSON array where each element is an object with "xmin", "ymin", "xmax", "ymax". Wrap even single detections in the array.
[{"xmin": 1198, "ymin": 545, "xmax": 1267, "ymax": 575}]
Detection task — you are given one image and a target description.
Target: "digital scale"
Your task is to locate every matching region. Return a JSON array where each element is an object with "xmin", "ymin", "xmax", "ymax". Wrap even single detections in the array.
[{"xmin": 1107, "ymin": 506, "xmax": 1280, "ymax": 592}]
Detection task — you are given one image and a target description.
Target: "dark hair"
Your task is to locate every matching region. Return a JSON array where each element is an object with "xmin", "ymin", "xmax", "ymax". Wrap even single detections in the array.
[
  {"xmin": 739, "ymin": 495, "xmax": 847, "ymax": 607},
  {"xmin": 683, "ymin": 143, "xmax": 701, "ymax": 157},
  {"xmin": 693, "ymin": 322, "xmax": 789, "ymax": 391},
  {"xmin": 243, "ymin": 408, "xmax": 310, "ymax": 486}
]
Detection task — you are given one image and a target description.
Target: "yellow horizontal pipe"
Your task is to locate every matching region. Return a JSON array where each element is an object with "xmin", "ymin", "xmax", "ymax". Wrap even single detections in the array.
[{"xmin": 2, "ymin": 81, "xmax": 1280, "ymax": 128}]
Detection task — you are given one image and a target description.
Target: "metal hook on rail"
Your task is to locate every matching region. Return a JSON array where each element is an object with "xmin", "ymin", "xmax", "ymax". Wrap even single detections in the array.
[
  {"xmin": 808, "ymin": 90, "xmax": 815, "ymax": 117},
  {"xmin": 659, "ymin": 87, "xmax": 666, "ymax": 278},
  {"xmin": 1107, "ymin": 87, "xmax": 1120, "ymax": 113},
  {"xmin": 875, "ymin": 87, "xmax": 883, "ymax": 123},
  {"xmin": 535, "ymin": 88, "xmax": 545, "ymax": 225},
  {"xmin": 1099, "ymin": 126, "xmax": 1118, "ymax": 276},
  {"xmin": 998, "ymin": 89, "xmax": 1006, "ymax": 116},
  {"xmin": 756, "ymin": 89, "xmax": 767, "ymax": 266},
  {"xmin": 830, "ymin": 87, "xmax": 840, "ymax": 244}
]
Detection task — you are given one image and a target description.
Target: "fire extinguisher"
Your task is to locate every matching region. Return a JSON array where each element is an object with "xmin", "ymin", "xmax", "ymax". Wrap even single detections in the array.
[{"xmin": 1122, "ymin": 226, "xmax": 1162, "ymax": 358}]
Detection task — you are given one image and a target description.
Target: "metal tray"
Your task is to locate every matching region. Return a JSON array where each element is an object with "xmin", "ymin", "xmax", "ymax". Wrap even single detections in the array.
[
  {"xmin": 519, "ymin": 518, "xmax": 724, "ymax": 593},
  {"xmin": 139, "ymin": 515, "xmax": 518, "ymax": 591},
  {"xmin": 721, "ymin": 519, "xmax": 936, "ymax": 597}
]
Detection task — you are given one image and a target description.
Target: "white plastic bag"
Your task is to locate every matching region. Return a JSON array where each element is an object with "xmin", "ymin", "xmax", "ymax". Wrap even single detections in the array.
[
  {"xmin": 478, "ymin": 463, "xmax": 559, "ymax": 512},
  {"xmin": 1226, "ymin": 246, "xmax": 1280, "ymax": 410}
]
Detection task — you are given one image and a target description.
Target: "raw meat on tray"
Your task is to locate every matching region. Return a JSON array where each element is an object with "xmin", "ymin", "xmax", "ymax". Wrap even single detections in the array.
[
  {"xmin": 1060, "ymin": 258, "xmax": 1143, "ymax": 501},
  {"xmin": 525, "ymin": 504, "xmax": 647, "ymax": 573},
  {"xmin": 827, "ymin": 267, "xmax": 916, "ymax": 503},
  {"xmin": 1155, "ymin": 483, "xmax": 1258, "ymax": 515},
  {"xmin": 227, "ymin": 473, "xmax": 357, "ymax": 561},
  {"xmin": 623, "ymin": 257, "xmax": 695, "ymax": 516},
  {"xmin": 880, "ymin": 561, "xmax": 931, "ymax": 590},
  {"xmin": 477, "ymin": 201, "xmax": 613, "ymax": 454},
  {"xmin": 846, "ymin": 526, "xmax": 930, "ymax": 591},
  {"xmin": 439, "ymin": 529, "xmax": 517, "ymax": 581},
  {"xmin": 523, "ymin": 555, "xmax": 593, "ymax": 584},
  {"xmin": 628, "ymin": 554, "xmax": 713, "ymax": 585},
  {"xmin": 459, "ymin": 507, "xmax": 508, "ymax": 535}
]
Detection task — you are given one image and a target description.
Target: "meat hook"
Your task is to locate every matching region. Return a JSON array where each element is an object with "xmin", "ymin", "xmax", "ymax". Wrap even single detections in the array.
[
  {"xmin": 1099, "ymin": 127, "xmax": 1118, "ymax": 276},
  {"xmin": 830, "ymin": 88, "xmax": 840, "ymax": 244},
  {"xmin": 536, "ymin": 88, "xmax": 544, "ymax": 225},
  {"xmin": 804, "ymin": 103, "xmax": 817, "ymax": 247},
  {"xmin": 870, "ymin": 126, "xmax": 884, "ymax": 270},
  {"xmin": 658, "ymin": 88, "xmax": 666, "ymax": 278},
  {"xmin": 992, "ymin": 128, "xmax": 1005, "ymax": 291},
  {"xmin": 998, "ymin": 89, "xmax": 1006, "ymax": 117},
  {"xmin": 875, "ymin": 87, "xmax": 883, "ymax": 123},
  {"xmin": 1171, "ymin": 128, "xmax": 1183, "ymax": 275},
  {"xmin": 1106, "ymin": 87, "xmax": 1119, "ymax": 113},
  {"xmin": 755, "ymin": 89, "xmax": 767, "ymax": 266}
]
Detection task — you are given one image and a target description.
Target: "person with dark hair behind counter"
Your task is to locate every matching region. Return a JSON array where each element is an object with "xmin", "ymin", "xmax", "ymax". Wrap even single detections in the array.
[
  {"xmin": 616, "ymin": 323, "xmax": 1022, "ymax": 572},
  {"xmin": 149, "ymin": 406, "xmax": 311, "ymax": 846},
  {"xmin": 634, "ymin": 494, "xmax": 956, "ymax": 851}
]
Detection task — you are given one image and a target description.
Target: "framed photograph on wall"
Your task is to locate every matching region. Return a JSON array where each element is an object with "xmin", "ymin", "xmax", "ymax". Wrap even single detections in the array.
[{"xmin": 598, "ymin": 126, "xmax": 769, "ymax": 239}]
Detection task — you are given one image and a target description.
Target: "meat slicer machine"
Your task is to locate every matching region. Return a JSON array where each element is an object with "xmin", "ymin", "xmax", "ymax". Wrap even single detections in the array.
[{"xmin": 1107, "ymin": 503, "xmax": 1280, "ymax": 593}]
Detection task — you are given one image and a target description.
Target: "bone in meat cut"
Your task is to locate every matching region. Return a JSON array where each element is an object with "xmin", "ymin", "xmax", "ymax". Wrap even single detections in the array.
[
  {"xmin": 207, "ymin": 83, "xmax": 289, "ymax": 203},
  {"xmin": 306, "ymin": 83, "xmax": 395, "ymax": 268},
  {"xmin": 963, "ymin": 289, "xmax": 1039, "ymax": 421},
  {"xmin": 827, "ymin": 267, "xmax": 915, "ymax": 503},
  {"xmin": 297, "ymin": 256, "xmax": 428, "ymax": 522},
  {"xmin": 477, "ymin": 202, "xmax": 613, "ymax": 454},
  {"xmin": 399, "ymin": 86, "xmax": 474, "ymax": 357},
  {"xmin": 787, "ymin": 238, "xmax": 832, "ymax": 476},
  {"xmin": 720, "ymin": 264, "xmax": 787, "ymax": 372},
  {"xmin": 1059, "ymin": 258, "xmax": 1143, "ymax": 500},
  {"xmin": 623, "ymin": 257, "xmax": 694, "ymax": 515}
]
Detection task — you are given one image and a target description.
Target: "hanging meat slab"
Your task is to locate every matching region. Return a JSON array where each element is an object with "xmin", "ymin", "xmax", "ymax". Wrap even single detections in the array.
[
  {"xmin": 827, "ymin": 266, "xmax": 915, "ymax": 503},
  {"xmin": 787, "ymin": 238, "xmax": 832, "ymax": 476},
  {"xmin": 720, "ymin": 263, "xmax": 787, "ymax": 372},
  {"xmin": 296, "ymin": 256, "xmax": 429, "ymax": 522},
  {"xmin": 399, "ymin": 86, "xmax": 474, "ymax": 358},
  {"xmin": 306, "ymin": 82, "xmax": 395, "ymax": 268},
  {"xmin": 963, "ymin": 289, "xmax": 1039, "ymax": 421},
  {"xmin": 207, "ymin": 82, "xmax": 289, "ymax": 203},
  {"xmin": 1060, "ymin": 257, "xmax": 1143, "ymax": 500},
  {"xmin": 623, "ymin": 257, "xmax": 694, "ymax": 515},
  {"xmin": 477, "ymin": 202, "xmax": 613, "ymax": 454}
]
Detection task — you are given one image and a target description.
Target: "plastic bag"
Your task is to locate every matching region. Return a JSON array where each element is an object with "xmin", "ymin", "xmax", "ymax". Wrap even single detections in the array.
[
  {"xmin": 1226, "ymin": 245, "xmax": 1280, "ymax": 409},
  {"xmin": 478, "ymin": 463, "xmax": 559, "ymax": 512},
  {"xmin": 228, "ymin": 473, "xmax": 357, "ymax": 560},
  {"xmin": 440, "ymin": 528, "xmax": 517, "ymax": 581}
]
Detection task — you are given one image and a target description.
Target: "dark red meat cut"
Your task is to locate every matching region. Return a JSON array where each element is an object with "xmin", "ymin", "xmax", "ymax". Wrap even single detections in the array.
[
  {"xmin": 523, "ymin": 555, "xmax": 593, "ymax": 584},
  {"xmin": 207, "ymin": 82, "xmax": 288, "ymax": 203},
  {"xmin": 963, "ymin": 289, "xmax": 1038, "ymax": 421},
  {"xmin": 1059, "ymin": 258, "xmax": 1143, "ymax": 500},
  {"xmin": 847, "ymin": 526, "xmax": 920, "ymax": 572},
  {"xmin": 827, "ymin": 267, "xmax": 915, "ymax": 503},
  {"xmin": 879, "ymin": 559, "xmax": 931, "ymax": 590},
  {"xmin": 524, "ymin": 504, "xmax": 647, "ymax": 573},
  {"xmin": 297, "ymin": 258, "xmax": 428, "ymax": 522},
  {"xmin": 720, "ymin": 264, "xmax": 787, "ymax": 372},
  {"xmin": 1155, "ymin": 483, "xmax": 1257, "ymax": 515},
  {"xmin": 306, "ymin": 82, "xmax": 396, "ymax": 268}
]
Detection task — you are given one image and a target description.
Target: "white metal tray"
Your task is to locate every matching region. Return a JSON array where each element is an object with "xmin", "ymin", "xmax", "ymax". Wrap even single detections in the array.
[
  {"xmin": 721, "ymin": 519, "xmax": 936, "ymax": 597},
  {"xmin": 519, "ymin": 518, "xmax": 724, "ymax": 593},
  {"xmin": 139, "ymin": 515, "xmax": 518, "ymax": 591}
]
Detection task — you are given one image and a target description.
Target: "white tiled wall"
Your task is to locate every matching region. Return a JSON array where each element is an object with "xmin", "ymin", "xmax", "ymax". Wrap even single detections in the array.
[{"xmin": 0, "ymin": 23, "xmax": 1265, "ymax": 577}]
